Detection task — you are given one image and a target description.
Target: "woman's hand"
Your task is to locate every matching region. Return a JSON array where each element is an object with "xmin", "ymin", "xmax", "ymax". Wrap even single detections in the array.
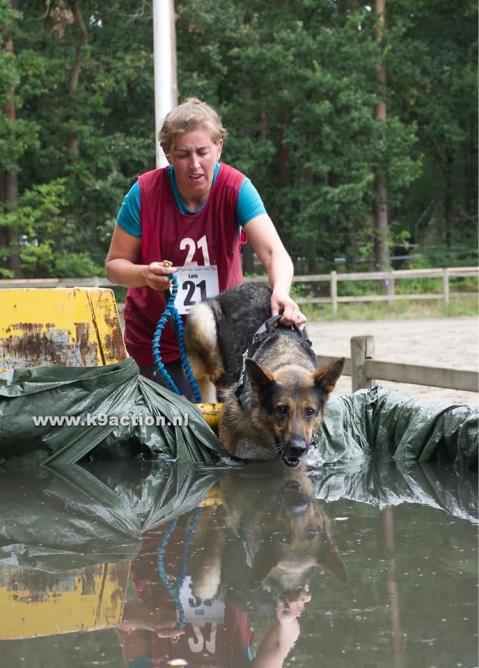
[
  {"xmin": 141, "ymin": 261, "xmax": 177, "ymax": 291},
  {"xmin": 271, "ymin": 288, "xmax": 307, "ymax": 327}
]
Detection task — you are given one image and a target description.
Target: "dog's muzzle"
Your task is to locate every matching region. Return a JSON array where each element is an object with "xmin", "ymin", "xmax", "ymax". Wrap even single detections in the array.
[
  {"xmin": 280, "ymin": 480, "xmax": 310, "ymax": 514},
  {"xmin": 281, "ymin": 439, "xmax": 310, "ymax": 469}
]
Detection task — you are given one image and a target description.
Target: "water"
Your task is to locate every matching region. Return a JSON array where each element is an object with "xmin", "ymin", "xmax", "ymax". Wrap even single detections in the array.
[{"xmin": 0, "ymin": 458, "xmax": 477, "ymax": 668}]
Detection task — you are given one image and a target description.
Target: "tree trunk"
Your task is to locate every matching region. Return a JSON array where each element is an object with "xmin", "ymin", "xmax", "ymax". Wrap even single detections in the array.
[
  {"xmin": 443, "ymin": 149, "xmax": 453, "ymax": 248},
  {"xmin": 374, "ymin": 171, "xmax": 390, "ymax": 270},
  {"xmin": 2, "ymin": 0, "xmax": 21, "ymax": 276},
  {"xmin": 67, "ymin": 0, "xmax": 88, "ymax": 157},
  {"xmin": 465, "ymin": 119, "xmax": 477, "ymax": 223},
  {"xmin": 241, "ymin": 244, "xmax": 255, "ymax": 274},
  {"xmin": 373, "ymin": 0, "xmax": 391, "ymax": 274}
]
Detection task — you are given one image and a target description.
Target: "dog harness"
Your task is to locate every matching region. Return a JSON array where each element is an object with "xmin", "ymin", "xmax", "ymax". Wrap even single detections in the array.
[{"xmin": 234, "ymin": 315, "xmax": 316, "ymax": 406}]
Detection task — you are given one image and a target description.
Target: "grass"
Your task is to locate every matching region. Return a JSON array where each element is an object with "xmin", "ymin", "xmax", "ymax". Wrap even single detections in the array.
[{"xmin": 299, "ymin": 295, "xmax": 479, "ymax": 321}]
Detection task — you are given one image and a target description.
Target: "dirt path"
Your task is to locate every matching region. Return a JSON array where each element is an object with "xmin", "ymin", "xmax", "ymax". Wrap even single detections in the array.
[{"xmin": 306, "ymin": 316, "xmax": 479, "ymax": 406}]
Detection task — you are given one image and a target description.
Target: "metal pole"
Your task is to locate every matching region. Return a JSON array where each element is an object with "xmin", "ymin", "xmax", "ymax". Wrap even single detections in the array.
[
  {"xmin": 153, "ymin": 0, "xmax": 177, "ymax": 168},
  {"xmin": 330, "ymin": 270, "xmax": 338, "ymax": 315}
]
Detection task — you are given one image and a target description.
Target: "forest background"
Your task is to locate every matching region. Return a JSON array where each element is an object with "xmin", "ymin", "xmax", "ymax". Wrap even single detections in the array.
[{"xmin": 0, "ymin": 0, "xmax": 477, "ymax": 280}]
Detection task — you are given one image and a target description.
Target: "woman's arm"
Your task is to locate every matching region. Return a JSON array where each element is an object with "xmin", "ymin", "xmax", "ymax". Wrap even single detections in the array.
[
  {"xmin": 105, "ymin": 225, "xmax": 175, "ymax": 290},
  {"xmin": 244, "ymin": 214, "xmax": 306, "ymax": 325}
]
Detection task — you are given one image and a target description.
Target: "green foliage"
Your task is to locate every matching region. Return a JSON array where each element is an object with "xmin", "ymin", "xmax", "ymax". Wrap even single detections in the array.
[
  {"xmin": 19, "ymin": 242, "xmax": 54, "ymax": 277},
  {"xmin": 338, "ymin": 280, "xmax": 384, "ymax": 297},
  {"xmin": 54, "ymin": 252, "xmax": 103, "ymax": 277},
  {"xmin": 0, "ymin": 179, "xmax": 68, "ymax": 235},
  {"xmin": 302, "ymin": 294, "xmax": 478, "ymax": 321},
  {"xmin": 387, "ymin": 0, "xmax": 478, "ymax": 252},
  {"xmin": 0, "ymin": 0, "xmax": 476, "ymax": 278}
]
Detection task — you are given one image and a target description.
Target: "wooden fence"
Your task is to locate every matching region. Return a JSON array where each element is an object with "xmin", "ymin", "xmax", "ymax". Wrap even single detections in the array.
[
  {"xmin": 263, "ymin": 266, "xmax": 477, "ymax": 314},
  {"xmin": 318, "ymin": 335, "xmax": 478, "ymax": 394},
  {"xmin": 0, "ymin": 268, "xmax": 477, "ymax": 395},
  {"xmin": 0, "ymin": 266, "xmax": 477, "ymax": 315}
]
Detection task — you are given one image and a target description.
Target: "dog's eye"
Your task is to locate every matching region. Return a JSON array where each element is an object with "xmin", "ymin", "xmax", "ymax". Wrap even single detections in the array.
[
  {"xmin": 304, "ymin": 406, "xmax": 316, "ymax": 417},
  {"xmin": 275, "ymin": 404, "xmax": 289, "ymax": 417}
]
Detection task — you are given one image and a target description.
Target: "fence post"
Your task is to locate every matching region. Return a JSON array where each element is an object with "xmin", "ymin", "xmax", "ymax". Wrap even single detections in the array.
[
  {"xmin": 443, "ymin": 268, "xmax": 450, "ymax": 307},
  {"xmin": 330, "ymin": 270, "xmax": 337, "ymax": 315},
  {"xmin": 386, "ymin": 272, "xmax": 395, "ymax": 305},
  {"xmin": 351, "ymin": 335, "xmax": 375, "ymax": 391}
]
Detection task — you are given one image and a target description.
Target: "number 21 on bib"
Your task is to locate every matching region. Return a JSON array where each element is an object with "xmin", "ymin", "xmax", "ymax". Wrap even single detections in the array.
[{"xmin": 174, "ymin": 265, "xmax": 219, "ymax": 315}]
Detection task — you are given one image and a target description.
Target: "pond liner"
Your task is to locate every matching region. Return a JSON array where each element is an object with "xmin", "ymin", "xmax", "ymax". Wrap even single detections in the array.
[
  {"xmin": 0, "ymin": 462, "xmax": 221, "ymax": 572},
  {"xmin": 0, "ymin": 357, "xmax": 228, "ymax": 468},
  {"xmin": 0, "ymin": 360, "xmax": 477, "ymax": 470},
  {"xmin": 315, "ymin": 385, "xmax": 478, "ymax": 470}
]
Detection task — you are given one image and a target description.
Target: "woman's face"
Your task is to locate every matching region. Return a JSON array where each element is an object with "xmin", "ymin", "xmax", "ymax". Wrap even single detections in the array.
[{"xmin": 168, "ymin": 127, "xmax": 223, "ymax": 206}]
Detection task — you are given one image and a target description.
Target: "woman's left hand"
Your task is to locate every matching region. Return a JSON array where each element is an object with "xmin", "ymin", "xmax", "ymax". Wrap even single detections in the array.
[{"xmin": 271, "ymin": 289, "xmax": 307, "ymax": 327}]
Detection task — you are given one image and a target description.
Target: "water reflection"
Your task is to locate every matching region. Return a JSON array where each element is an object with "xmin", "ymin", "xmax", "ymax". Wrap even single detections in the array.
[{"xmin": 0, "ymin": 458, "xmax": 476, "ymax": 667}]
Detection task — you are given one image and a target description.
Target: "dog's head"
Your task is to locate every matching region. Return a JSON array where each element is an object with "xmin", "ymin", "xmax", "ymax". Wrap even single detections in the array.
[
  {"xmin": 188, "ymin": 467, "xmax": 347, "ymax": 605},
  {"xmin": 246, "ymin": 357, "xmax": 344, "ymax": 468},
  {"xmin": 248, "ymin": 474, "xmax": 347, "ymax": 592}
]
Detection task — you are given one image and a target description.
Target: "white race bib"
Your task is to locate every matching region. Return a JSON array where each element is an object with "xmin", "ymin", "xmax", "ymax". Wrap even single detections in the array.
[
  {"xmin": 179, "ymin": 576, "xmax": 225, "ymax": 623},
  {"xmin": 174, "ymin": 265, "xmax": 219, "ymax": 315}
]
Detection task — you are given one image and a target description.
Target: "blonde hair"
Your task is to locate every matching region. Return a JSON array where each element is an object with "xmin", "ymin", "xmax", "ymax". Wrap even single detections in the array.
[{"xmin": 159, "ymin": 98, "xmax": 228, "ymax": 156}]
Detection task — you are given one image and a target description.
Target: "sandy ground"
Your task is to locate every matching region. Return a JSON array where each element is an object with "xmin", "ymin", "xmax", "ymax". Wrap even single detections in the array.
[{"xmin": 306, "ymin": 316, "xmax": 479, "ymax": 406}]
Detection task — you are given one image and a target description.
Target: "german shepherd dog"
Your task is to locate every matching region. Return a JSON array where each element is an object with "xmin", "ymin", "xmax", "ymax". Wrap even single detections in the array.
[{"xmin": 185, "ymin": 283, "xmax": 344, "ymax": 468}]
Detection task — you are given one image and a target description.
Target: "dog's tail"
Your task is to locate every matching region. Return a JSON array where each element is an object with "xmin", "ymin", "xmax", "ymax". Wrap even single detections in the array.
[{"xmin": 185, "ymin": 302, "xmax": 224, "ymax": 396}]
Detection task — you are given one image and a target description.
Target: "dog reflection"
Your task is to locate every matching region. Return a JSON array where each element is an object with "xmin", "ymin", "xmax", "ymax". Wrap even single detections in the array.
[
  {"xmin": 116, "ymin": 467, "xmax": 346, "ymax": 667},
  {"xmin": 189, "ymin": 466, "xmax": 347, "ymax": 603}
]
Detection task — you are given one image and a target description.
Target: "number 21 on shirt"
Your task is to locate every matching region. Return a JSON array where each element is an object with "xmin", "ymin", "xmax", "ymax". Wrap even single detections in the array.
[{"xmin": 179, "ymin": 235, "xmax": 210, "ymax": 266}]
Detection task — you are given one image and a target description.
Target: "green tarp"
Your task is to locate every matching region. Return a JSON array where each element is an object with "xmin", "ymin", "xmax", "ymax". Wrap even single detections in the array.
[
  {"xmin": 0, "ymin": 360, "xmax": 477, "ymax": 469},
  {"xmin": 316, "ymin": 385, "xmax": 478, "ymax": 470},
  {"xmin": 0, "ymin": 462, "xmax": 219, "ymax": 571},
  {"xmin": 0, "ymin": 358, "xmax": 228, "ymax": 468}
]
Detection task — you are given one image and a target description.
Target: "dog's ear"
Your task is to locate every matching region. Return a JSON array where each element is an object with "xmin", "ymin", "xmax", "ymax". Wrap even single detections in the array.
[
  {"xmin": 314, "ymin": 357, "xmax": 345, "ymax": 394},
  {"xmin": 317, "ymin": 532, "xmax": 348, "ymax": 583},
  {"xmin": 245, "ymin": 358, "xmax": 275, "ymax": 390}
]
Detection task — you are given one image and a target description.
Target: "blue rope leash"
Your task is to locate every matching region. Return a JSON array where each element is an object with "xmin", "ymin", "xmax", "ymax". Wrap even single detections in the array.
[
  {"xmin": 152, "ymin": 272, "xmax": 202, "ymax": 402},
  {"xmin": 156, "ymin": 507, "xmax": 204, "ymax": 629}
]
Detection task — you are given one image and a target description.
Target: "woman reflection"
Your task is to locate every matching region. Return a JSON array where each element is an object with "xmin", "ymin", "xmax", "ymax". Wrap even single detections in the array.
[{"xmin": 115, "ymin": 515, "xmax": 311, "ymax": 667}]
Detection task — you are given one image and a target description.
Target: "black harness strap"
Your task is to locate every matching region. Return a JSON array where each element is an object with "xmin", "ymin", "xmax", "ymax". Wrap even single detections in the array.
[{"xmin": 234, "ymin": 316, "xmax": 314, "ymax": 405}]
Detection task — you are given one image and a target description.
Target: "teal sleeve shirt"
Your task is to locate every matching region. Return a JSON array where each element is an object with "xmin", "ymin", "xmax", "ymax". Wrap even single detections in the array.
[{"xmin": 117, "ymin": 163, "xmax": 266, "ymax": 238}]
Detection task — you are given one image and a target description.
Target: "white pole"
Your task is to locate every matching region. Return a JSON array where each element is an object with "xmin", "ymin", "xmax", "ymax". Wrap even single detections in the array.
[{"xmin": 153, "ymin": 0, "xmax": 175, "ymax": 168}]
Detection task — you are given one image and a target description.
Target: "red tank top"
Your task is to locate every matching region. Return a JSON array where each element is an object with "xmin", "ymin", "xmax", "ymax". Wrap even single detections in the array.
[{"xmin": 124, "ymin": 163, "xmax": 245, "ymax": 365}]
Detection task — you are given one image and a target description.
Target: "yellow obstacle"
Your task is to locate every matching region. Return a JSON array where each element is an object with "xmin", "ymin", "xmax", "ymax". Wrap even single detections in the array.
[
  {"xmin": 0, "ymin": 287, "xmax": 127, "ymax": 371},
  {"xmin": 0, "ymin": 287, "xmax": 223, "ymax": 425},
  {"xmin": 0, "ymin": 562, "xmax": 130, "ymax": 639}
]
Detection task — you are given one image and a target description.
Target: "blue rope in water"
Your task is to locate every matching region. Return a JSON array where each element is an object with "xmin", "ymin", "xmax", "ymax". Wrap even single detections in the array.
[
  {"xmin": 152, "ymin": 273, "xmax": 202, "ymax": 402},
  {"xmin": 156, "ymin": 507, "xmax": 204, "ymax": 629}
]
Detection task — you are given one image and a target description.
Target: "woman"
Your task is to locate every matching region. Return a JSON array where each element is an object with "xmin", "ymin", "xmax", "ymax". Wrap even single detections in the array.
[{"xmin": 106, "ymin": 98, "xmax": 305, "ymax": 393}]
